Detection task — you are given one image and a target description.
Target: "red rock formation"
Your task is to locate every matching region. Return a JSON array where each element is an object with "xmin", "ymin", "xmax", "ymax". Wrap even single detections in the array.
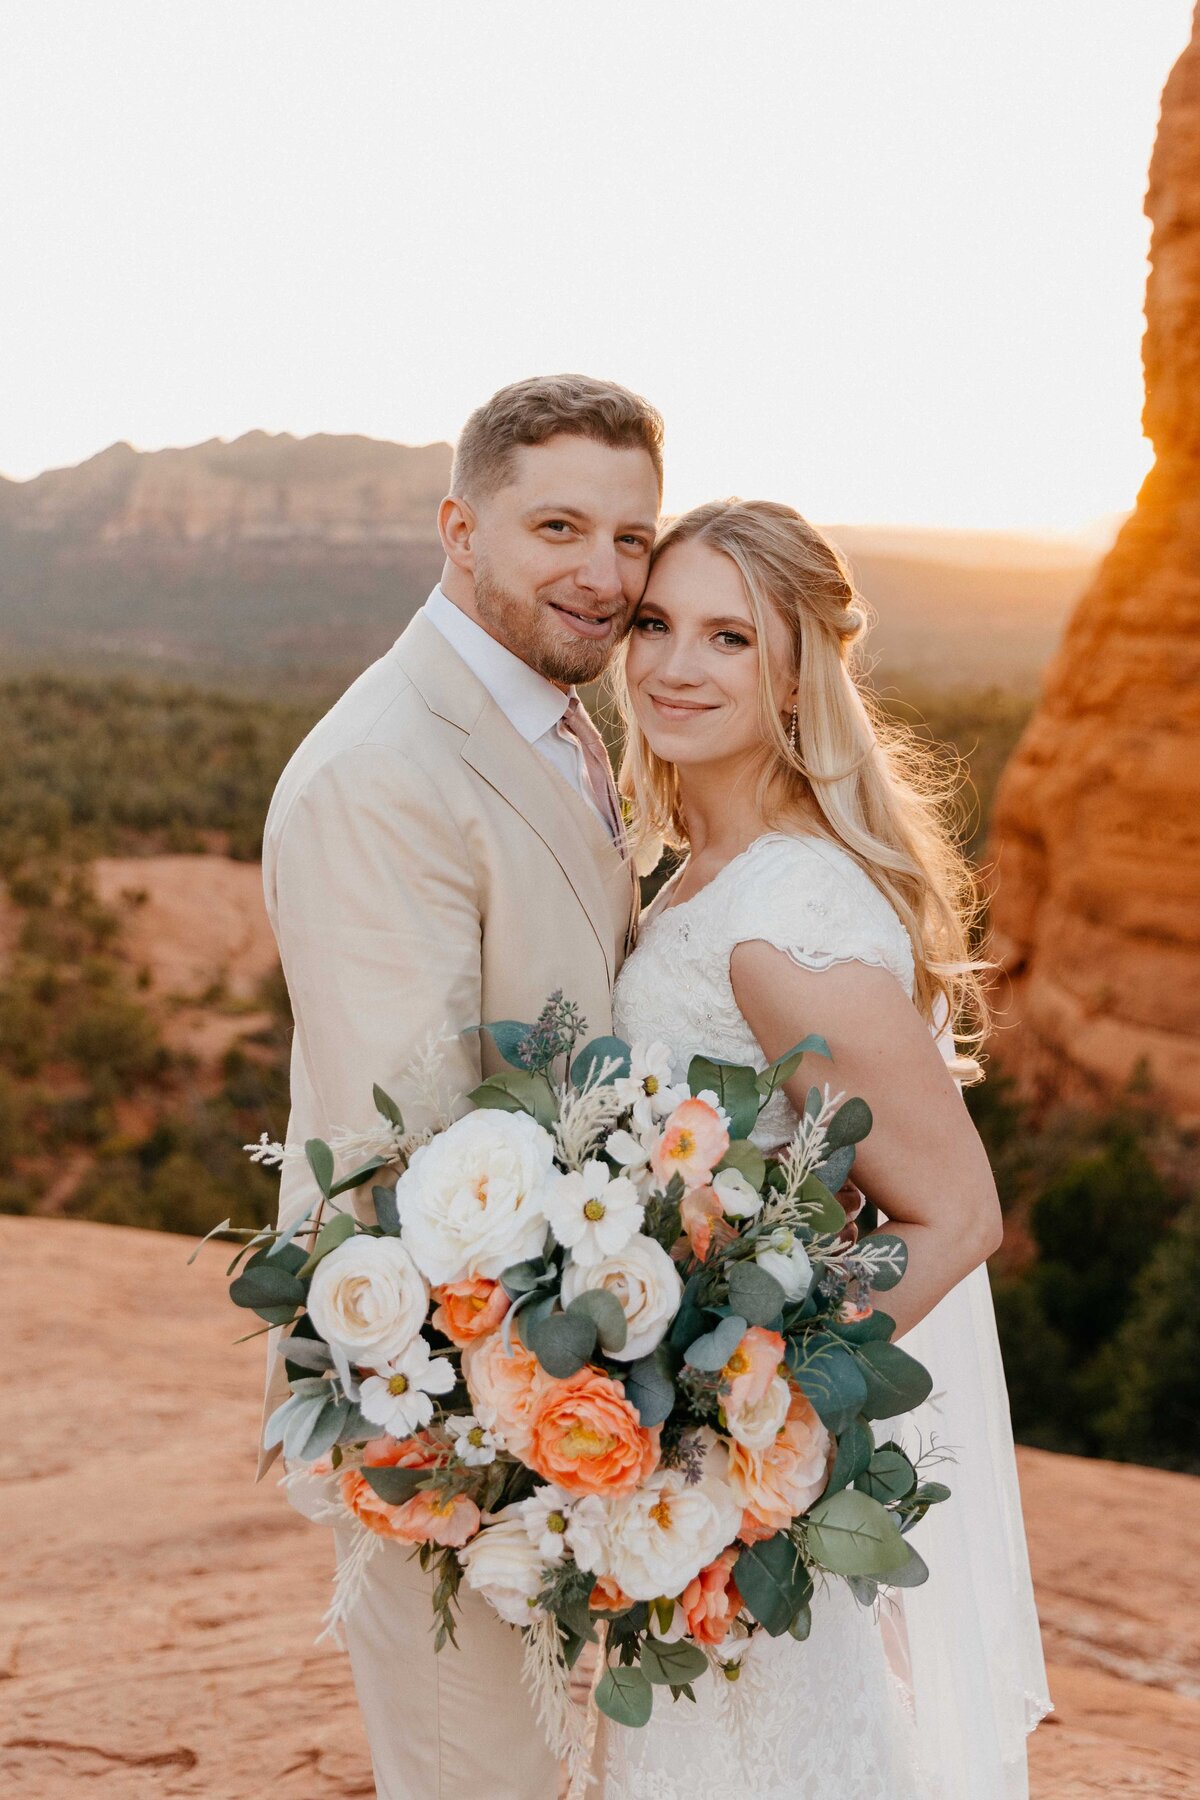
[{"xmin": 987, "ymin": 11, "xmax": 1200, "ymax": 1123}]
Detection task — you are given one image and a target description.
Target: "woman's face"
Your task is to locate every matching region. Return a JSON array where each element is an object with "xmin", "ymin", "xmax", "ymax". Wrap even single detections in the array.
[{"xmin": 624, "ymin": 537, "xmax": 794, "ymax": 772}]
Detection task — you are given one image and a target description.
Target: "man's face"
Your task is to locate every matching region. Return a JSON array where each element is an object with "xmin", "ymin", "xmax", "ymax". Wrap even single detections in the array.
[{"xmin": 453, "ymin": 434, "xmax": 661, "ymax": 685}]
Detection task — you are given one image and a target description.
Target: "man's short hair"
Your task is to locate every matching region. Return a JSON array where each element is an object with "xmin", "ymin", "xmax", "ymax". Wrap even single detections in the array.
[{"xmin": 451, "ymin": 373, "xmax": 664, "ymax": 502}]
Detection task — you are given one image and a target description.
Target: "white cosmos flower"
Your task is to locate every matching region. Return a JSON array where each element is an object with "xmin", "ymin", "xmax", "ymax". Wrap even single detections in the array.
[
  {"xmin": 516, "ymin": 1483, "xmax": 579, "ymax": 1563},
  {"xmin": 615, "ymin": 1042, "xmax": 691, "ymax": 1134},
  {"xmin": 756, "ymin": 1227, "xmax": 814, "ymax": 1301},
  {"xmin": 605, "ymin": 1122, "xmax": 660, "ymax": 1197},
  {"xmin": 600, "ymin": 1461, "xmax": 742, "ymax": 1601},
  {"xmin": 396, "ymin": 1108, "xmax": 555, "ymax": 1285},
  {"xmin": 713, "ymin": 1167, "xmax": 763, "ymax": 1220},
  {"xmin": 445, "ymin": 1413, "xmax": 499, "ymax": 1466},
  {"xmin": 305, "ymin": 1233, "xmax": 428, "ymax": 1371},
  {"xmin": 563, "ymin": 1493, "xmax": 611, "ymax": 1574},
  {"xmin": 545, "ymin": 1160, "xmax": 644, "ymax": 1266},
  {"xmin": 560, "ymin": 1232, "xmax": 683, "ymax": 1361},
  {"xmin": 358, "ymin": 1336, "xmax": 456, "ymax": 1437},
  {"xmin": 459, "ymin": 1506, "xmax": 547, "ymax": 1626}
]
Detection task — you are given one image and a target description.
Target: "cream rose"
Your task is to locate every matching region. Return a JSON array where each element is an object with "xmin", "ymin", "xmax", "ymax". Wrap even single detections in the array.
[
  {"xmin": 305, "ymin": 1234, "xmax": 428, "ymax": 1369},
  {"xmin": 725, "ymin": 1373, "xmax": 791, "ymax": 1451},
  {"xmin": 396, "ymin": 1109, "xmax": 555, "ymax": 1285},
  {"xmin": 560, "ymin": 1232, "xmax": 683, "ymax": 1362},
  {"xmin": 755, "ymin": 1227, "xmax": 814, "ymax": 1301},
  {"xmin": 458, "ymin": 1505, "xmax": 547, "ymax": 1626},
  {"xmin": 599, "ymin": 1457, "xmax": 742, "ymax": 1601}
]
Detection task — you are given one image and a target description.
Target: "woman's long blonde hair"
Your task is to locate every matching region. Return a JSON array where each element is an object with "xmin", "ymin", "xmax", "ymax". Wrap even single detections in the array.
[{"xmin": 611, "ymin": 499, "xmax": 990, "ymax": 1056}]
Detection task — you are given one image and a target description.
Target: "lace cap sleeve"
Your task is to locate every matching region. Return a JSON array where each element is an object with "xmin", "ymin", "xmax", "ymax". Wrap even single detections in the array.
[{"xmin": 721, "ymin": 834, "xmax": 916, "ymax": 998}]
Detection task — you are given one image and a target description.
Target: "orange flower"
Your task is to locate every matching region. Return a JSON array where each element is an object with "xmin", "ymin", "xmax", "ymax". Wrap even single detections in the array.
[
  {"xmin": 729, "ymin": 1387, "xmax": 832, "ymax": 1538},
  {"xmin": 528, "ymin": 1367, "xmax": 661, "ymax": 1498},
  {"xmin": 340, "ymin": 1432, "xmax": 480, "ymax": 1547},
  {"xmin": 681, "ymin": 1548, "xmax": 743, "ymax": 1646},
  {"xmin": 679, "ymin": 1187, "xmax": 738, "ymax": 1262},
  {"xmin": 461, "ymin": 1330, "xmax": 553, "ymax": 1461},
  {"xmin": 432, "ymin": 1277, "xmax": 512, "ymax": 1346},
  {"xmin": 721, "ymin": 1326, "xmax": 786, "ymax": 1418},
  {"xmin": 589, "ymin": 1573, "xmax": 634, "ymax": 1613},
  {"xmin": 651, "ymin": 1099, "xmax": 730, "ymax": 1193}
]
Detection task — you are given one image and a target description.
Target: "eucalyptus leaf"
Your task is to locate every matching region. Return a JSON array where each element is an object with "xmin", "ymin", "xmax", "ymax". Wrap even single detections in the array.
[
  {"xmin": 472, "ymin": 1019, "xmax": 537, "ymax": 1069},
  {"xmin": 755, "ymin": 1033, "xmax": 831, "ymax": 1104},
  {"xmin": 305, "ymin": 1137, "xmax": 335, "ymax": 1198},
  {"xmin": 814, "ymin": 1144, "xmax": 855, "ymax": 1194},
  {"xmin": 640, "ymin": 1636, "xmax": 708, "ymax": 1686},
  {"xmin": 279, "ymin": 1334, "xmax": 334, "ymax": 1374},
  {"xmin": 857, "ymin": 1232, "xmax": 909, "ymax": 1293},
  {"xmin": 335, "ymin": 1402, "xmax": 377, "ymax": 1445},
  {"xmin": 571, "ymin": 1035, "xmax": 632, "ymax": 1087},
  {"xmin": 362, "ymin": 1464, "xmax": 430, "ymax": 1505},
  {"xmin": 806, "ymin": 1487, "xmax": 908, "ymax": 1576},
  {"xmin": 881, "ymin": 1542, "xmax": 930, "ymax": 1589},
  {"xmin": 567, "ymin": 1287, "xmax": 628, "ymax": 1354},
  {"xmin": 329, "ymin": 1154, "xmax": 391, "ymax": 1198},
  {"xmin": 829, "ymin": 1309, "xmax": 895, "ymax": 1345},
  {"xmin": 373, "ymin": 1185, "xmax": 402, "ymax": 1234},
  {"xmin": 856, "ymin": 1446, "xmax": 916, "ymax": 1503},
  {"xmin": 525, "ymin": 1306, "xmax": 598, "ymax": 1378},
  {"xmin": 187, "ymin": 1216, "xmax": 233, "ymax": 1265},
  {"xmin": 824, "ymin": 1097, "xmax": 873, "ymax": 1152},
  {"xmin": 726, "ymin": 1261, "xmax": 786, "ymax": 1328},
  {"xmin": 468, "ymin": 1069, "xmax": 558, "ymax": 1130},
  {"xmin": 824, "ymin": 1416, "xmax": 875, "ymax": 1497},
  {"xmin": 297, "ymin": 1209, "xmax": 357, "ymax": 1279},
  {"xmin": 372, "ymin": 1083, "xmax": 405, "ymax": 1129},
  {"xmin": 668, "ymin": 1273, "xmax": 706, "ymax": 1352},
  {"xmin": 229, "ymin": 1261, "xmax": 306, "ymax": 1315},
  {"xmin": 684, "ymin": 1312, "xmax": 747, "ymax": 1373},
  {"xmin": 623, "ymin": 1347, "xmax": 676, "ymax": 1427},
  {"xmin": 785, "ymin": 1331, "xmax": 868, "ymax": 1432},
  {"xmin": 911, "ymin": 1480, "xmax": 952, "ymax": 1506},
  {"xmin": 265, "ymin": 1203, "xmax": 320, "ymax": 1259},
  {"xmin": 686, "ymin": 1055, "xmax": 759, "ymax": 1139},
  {"xmin": 733, "ymin": 1532, "xmax": 813, "ymax": 1636},
  {"xmin": 854, "ymin": 1340, "xmax": 934, "ymax": 1420},
  {"xmin": 787, "ymin": 1603, "xmax": 812, "ymax": 1641},
  {"xmin": 847, "ymin": 1575, "xmax": 879, "ymax": 1607},
  {"xmin": 595, "ymin": 1664, "xmax": 653, "ymax": 1728},
  {"xmin": 795, "ymin": 1174, "xmax": 846, "ymax": 1236},
  {"xmin": 500, "ymin": 1258, "xmax": 555, "ymax": 1299}
]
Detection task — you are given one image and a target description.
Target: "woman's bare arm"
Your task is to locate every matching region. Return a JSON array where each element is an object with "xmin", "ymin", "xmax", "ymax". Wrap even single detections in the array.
[{"xmin": 730, "ymin": 940, "xmax": 1002, "ymax": 1338}]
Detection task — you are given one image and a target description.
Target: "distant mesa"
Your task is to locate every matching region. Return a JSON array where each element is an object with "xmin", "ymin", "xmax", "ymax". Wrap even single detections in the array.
[{"xmin": 987, "ymin": 17, "xmax": 1200, "ymax": 1123}]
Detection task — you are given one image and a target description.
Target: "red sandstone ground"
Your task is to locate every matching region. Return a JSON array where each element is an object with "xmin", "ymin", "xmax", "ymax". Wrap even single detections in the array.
[{"xmin": 2, "ymin": 1217, "xmax": 1198, "ymax": 1799}]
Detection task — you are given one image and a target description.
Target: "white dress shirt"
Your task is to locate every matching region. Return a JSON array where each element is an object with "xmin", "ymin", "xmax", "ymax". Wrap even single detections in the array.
[{"xmin": 422, "ymin": 584, "xmax": 614, "ymax": 833}]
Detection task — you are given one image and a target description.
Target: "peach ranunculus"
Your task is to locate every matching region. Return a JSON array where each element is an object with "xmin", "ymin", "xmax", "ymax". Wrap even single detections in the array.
[
  {"xmin": 528, "ymin": 1367, "xmax": 661, "ymax": 1498},
  {"xmin": 432, "ymin": 1277, "xmax": 512, "ymax": 1346},
  {"xmin": 339, "ymin": 1432, "xmax": 480, "ymax": 1546},
  {"xmin": 728, "ymin": 1387, "xmax": 832, "ymax": 1539},
  {"xmin": 589, "ymin": 1573, "xmax": 634, "ymax": 1612},
  {"xmin": 461, "ymin": 1329, "xmax": 553, "ymax": 1461},
  {"xmin": 681, "ymin": 1547, "xmax": 744, "ymax": 1646},
  {"xmin": 678, "ymin": 1187, "xmax": 738, "ymax": 1263},
  {"xmin": 650, "ymin": 1099, "xmax": 730, "ymax": 1193}
]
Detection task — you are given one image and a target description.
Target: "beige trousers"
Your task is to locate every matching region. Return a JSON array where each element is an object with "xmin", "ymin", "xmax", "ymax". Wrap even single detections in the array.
[{"xmin": 333, "ymin": 1523, "xmax": 560, "ymax": 1800}]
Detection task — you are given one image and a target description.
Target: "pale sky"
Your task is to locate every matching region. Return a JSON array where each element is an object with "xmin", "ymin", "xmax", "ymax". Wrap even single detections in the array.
[{"xmin": 0, "ymin": 1, "xmax": 1193, "ymax": 530}]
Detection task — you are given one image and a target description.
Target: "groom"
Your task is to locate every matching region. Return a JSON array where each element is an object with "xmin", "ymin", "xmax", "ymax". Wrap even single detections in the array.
[{"xmin": 260, "ymin": 374, "xmax": 664, "ymax": 1798}]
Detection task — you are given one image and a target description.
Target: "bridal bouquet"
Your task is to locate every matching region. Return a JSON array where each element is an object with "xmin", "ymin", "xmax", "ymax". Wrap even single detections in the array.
[{"xmin": 206, "ymin": 994, "xmax": 949, "ymax": 1771}]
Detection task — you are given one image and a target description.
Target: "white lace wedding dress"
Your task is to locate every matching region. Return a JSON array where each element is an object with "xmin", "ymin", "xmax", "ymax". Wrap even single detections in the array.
[{"xmin": 605, "ymin": 832, "xmax": 1050, "ymax": 1800}]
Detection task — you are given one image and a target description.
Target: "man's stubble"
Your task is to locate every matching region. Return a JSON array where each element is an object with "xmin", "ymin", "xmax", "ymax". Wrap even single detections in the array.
[{"xmin": 471, "ymin": 562, "xmax": 631, "ymax": 688}]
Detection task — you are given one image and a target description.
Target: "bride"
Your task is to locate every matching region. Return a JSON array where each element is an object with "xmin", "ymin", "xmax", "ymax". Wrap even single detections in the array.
[{"xmin": 601, "ymin": 500, "xmax": 1050, "ymax": 1799}]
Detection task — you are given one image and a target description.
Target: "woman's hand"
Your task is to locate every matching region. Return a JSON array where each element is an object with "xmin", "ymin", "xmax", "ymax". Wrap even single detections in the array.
[{"xmin": 730, "ymin": 941, "xmax": 1003, "ymax": 1338}]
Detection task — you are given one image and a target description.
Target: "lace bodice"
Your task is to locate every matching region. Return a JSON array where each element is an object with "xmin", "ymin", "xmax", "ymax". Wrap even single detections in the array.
[{"xmin": 614, "ymin": 832, "xmax": 917, "ymax": 1147}]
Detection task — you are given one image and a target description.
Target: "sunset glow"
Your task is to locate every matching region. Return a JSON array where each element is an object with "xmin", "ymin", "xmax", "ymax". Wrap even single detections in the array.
[{"xmin": 0, "ymin": 0, "xmax": 1193, "ymax": 531}]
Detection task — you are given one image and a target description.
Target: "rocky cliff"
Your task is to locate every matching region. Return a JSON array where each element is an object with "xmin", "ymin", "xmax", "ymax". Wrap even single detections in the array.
[{"xmin": 987, "ymin": 11, "xmax": 1200, "ymax": 1122}]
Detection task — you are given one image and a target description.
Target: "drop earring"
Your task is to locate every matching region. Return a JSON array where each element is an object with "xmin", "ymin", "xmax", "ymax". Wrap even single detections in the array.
[{"xmin": 789, "ymin": 701, "xmax": 798, "ymax": 752}]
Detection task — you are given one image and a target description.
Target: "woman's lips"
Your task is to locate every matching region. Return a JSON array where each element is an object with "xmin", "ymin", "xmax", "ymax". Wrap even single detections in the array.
[
  {"xmin": 647, "ymin": 695, "xmax": 717, "ymax": 721},
  {"xmin": 549, "ymin": 601, "xmax": 616, "ymax": 641}
]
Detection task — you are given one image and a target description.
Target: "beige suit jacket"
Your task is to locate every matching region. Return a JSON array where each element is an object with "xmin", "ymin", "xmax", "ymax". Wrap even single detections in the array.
[{"xmin": 258, "ymin": 610, "xmax": 636, "ymax": 1468}]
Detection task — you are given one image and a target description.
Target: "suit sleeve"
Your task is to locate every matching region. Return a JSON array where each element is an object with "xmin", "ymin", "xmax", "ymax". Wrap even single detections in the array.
[{"xmin": 271, "ymin": 740, "xmax": 484, "ymax": 1156}]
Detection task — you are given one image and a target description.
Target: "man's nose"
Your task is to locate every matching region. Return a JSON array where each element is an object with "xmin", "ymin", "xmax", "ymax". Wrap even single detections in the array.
[{"xmin": 575, "ymin": 542, "xmax": 623, "ymax": 604}]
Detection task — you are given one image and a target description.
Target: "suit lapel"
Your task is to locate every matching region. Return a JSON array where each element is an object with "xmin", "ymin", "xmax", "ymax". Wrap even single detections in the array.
[{"xmin": 395, "ymin": 612, "xmax": 627, "ymax": 984}]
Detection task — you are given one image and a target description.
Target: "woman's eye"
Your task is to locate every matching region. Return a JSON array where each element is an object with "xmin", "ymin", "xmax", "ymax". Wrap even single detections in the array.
[{"xmin": 717, "ymin": 630, "xmax": 750, "ymax": 648}]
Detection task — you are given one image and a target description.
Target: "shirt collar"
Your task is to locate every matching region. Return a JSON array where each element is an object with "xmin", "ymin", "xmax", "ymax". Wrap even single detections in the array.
[{"xmin": 421, "ymin": 585, "xmax": 572, "ymax": 744}]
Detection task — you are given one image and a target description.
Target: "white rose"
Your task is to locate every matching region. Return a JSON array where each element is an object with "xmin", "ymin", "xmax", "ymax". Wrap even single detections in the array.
[
  {"xmin": 725, "ymin": 1373, "xmax": 791, "ymax": 1451},
  {"xmin": 713, "ymin": 1167, "xmax": 763, "ymax": 1220},
  {"xmin": 756, "ymin": 1228, "xmax": 813, "ymax": 1301},
  {"xmin": 602, "ymin": 1463, "xmax": 742, "ymax": 1601},
  {"xmin": 396, "ymin": 1109, "xmax": 555, "ymax": 1285},
  {"xmin": 458, "ymin": 1506, "xmax": 547, "ymax": 1627},
  {"xmin": 560, "ymin": 1232, "xmax": 683, "ymax": 1362},
  {"xmin": 305, "ymin": 1234, "xmax": 428, "ymax": 1369}
]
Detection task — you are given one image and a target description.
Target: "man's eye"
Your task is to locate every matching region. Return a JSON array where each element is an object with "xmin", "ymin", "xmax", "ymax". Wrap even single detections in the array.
[
  {"xmin": 619, "ymin": 535, "xmax": 650, "ymax": 551},
  {"xmin": 635, "ymin": 616, "xmax": 667, "ymax": 633},
  {"xmin": 542, "ymin": 520, "xmax": 572, "ymax": 534}
]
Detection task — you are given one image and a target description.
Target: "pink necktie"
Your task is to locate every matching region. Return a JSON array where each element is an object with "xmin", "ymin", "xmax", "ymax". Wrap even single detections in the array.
[{"xmin": 560, "ymin": 694, "xmax": 625, "ymax": 849}]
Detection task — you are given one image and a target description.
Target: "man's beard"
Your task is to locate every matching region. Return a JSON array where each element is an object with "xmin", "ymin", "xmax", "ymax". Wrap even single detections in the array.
[{"xmin": 472, "ymin": 564, "xmax": 626, "ymax": 686}]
